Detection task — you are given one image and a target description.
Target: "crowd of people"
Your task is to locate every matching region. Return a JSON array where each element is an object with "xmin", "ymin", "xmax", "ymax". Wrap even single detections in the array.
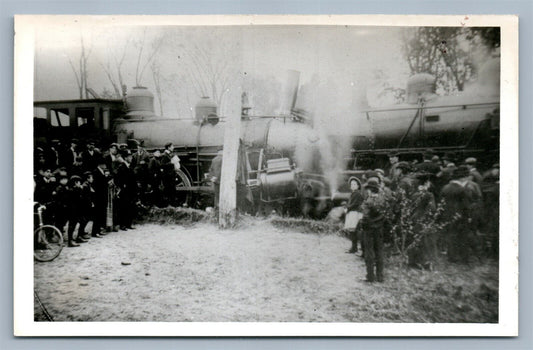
[
  {"xmin": 34, "ymin": 138, "xmax": 181, "ymax": 248},
  {"xmin": 343, "ymin": 150, "xmax": 500, "ymax": 283},
  {"xmin": 34, "ymin": 139, "xmax": 499, "ymax": 282}
]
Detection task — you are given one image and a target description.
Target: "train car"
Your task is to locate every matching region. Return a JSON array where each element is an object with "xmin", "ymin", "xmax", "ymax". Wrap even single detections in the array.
[{"xmin": 344, "ymin": 57, "xmax": 500, "ymax": 171}]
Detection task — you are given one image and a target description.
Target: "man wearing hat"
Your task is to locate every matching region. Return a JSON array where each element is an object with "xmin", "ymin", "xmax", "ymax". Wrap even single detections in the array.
[
  {"xmin": 481, "ymin": 163, "xmax": 500, "ymax": 255},
  {"xmin": 360, "ymin": 179, "xmax": 387, "ymax": 282},
  {"xmin": 104, "ymin": 143, "xmax": 120, "ymax": 175},
  {"xmin": 407, "ymin": 172, "xmax": 437, "ymax": 269},
  {"xmin": 64, "ymin": 139, "xmax": 82, "ymax": 175},
  {"xmin": 77, "ymin": 171, "xmax": 95, "ymax": 240},
  {"xmin": 148, "ymin": 150, "xmax": 163, "ymax": 207},
  {"xmin": 115, "ymin": 149, "xmax": 137, "ymax": 230},
  {"xmin": 385, "ymin": 151, "xmax": 399, "ymax": 179},
  {"xmin": 344, "ymin": 176, "xmax": 364, "ymax": 254},
  {"xmin": 161, "ymin": 142, "xmax": 176, "ymax": 205},
  {"xmin": 440, "ymin": 165, "xmax": 483, "ymax": 263},
  {"xmin": 52, "ymin": 174, "xmax": 70, "ymax": 237},
  {"xmin": 464, "ymin": 157, "xmax": 483, "ymax": 184},
  {"xmin": 391, "ymin": 161, "xmax": 416, "ymax": 195},
  {"xmin": 414, "ymin": 149, "xmax": 440, "ymax": 175},
  {"xmin": 131, "ymin": 140, "xmax": 150, "ymax": 204},
  {"xmin": 91, "ymin": 157, "xmax": 109, "ymax": 237},
  {"xmin": 81, "ymin": 140, "xmax": 101, "ymax": 173},
  {"xmin": 65, "ymin": 175, "xmax": 87, "ymax": 247}
]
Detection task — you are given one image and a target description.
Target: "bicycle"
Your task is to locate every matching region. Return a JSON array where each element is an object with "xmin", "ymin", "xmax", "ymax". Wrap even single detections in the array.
[{"xmin": 34, "ymin": 204, "xmax": 63, "ymax": 262}]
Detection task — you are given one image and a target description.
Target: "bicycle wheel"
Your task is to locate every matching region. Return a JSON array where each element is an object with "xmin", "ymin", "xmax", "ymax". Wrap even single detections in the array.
[{"xmin": 34, "ymin": 225, "xmax": 64, "ymax": 262}]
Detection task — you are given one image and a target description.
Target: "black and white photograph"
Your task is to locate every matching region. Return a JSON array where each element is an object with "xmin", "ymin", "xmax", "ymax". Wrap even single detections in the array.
[{"xmin": 14, "ymin": 15, "xmax": 518, "ymax": 336}]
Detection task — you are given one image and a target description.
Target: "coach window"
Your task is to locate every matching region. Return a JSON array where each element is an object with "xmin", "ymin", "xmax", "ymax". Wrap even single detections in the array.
[{"xmin": 50, "ymin": 109, "xmax": 70, "ymax": 127}]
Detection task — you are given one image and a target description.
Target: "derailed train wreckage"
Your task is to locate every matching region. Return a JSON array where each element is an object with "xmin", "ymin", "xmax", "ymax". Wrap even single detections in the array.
[{"xmin": 34, "ymin": 59, "xmax": 500, "ymax": 217}]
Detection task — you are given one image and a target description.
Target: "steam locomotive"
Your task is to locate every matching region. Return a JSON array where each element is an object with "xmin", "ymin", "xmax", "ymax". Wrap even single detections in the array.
[{"xmin": 34, "ymin": 59, "xmax": 500, "ymax": 216}]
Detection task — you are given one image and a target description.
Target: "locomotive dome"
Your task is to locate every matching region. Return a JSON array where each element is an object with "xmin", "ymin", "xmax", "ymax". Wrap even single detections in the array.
[
  {"xmin": 406, "ymin": 73, "xmax": 436, "ymax": 104},
  {"xmin": 195, "ymin": 96, "xmax": 218, "ymax": 123},
  {"xmin": 125, "ymin": 86, "xmax": 156, "ymax": 119}
]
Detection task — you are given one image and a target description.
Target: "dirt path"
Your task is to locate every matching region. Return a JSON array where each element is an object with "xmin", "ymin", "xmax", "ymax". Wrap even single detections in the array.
[{"xmin": 34, "ymin": 221, "xmax": 498, "ymax": 322}]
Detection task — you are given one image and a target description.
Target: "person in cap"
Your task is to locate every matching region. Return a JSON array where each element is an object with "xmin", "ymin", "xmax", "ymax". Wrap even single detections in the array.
[
  {"xmin": 414, "ymin": 149, "xmax": 441, "ymax": 175},
  {"xmin": 361, "ymin": 179, "xmax": 387, "ymax": 282},
  {"xmin": 91, "ymin": 157, "xmax": 110, "ymax": 238},
  {"xmin": 34, "ymin": 168, "xmax": 55, "ymax": 206},
  {"xmin": 64, "ymin": 175, "xmax": 87, "ymax": 247},
  {"xmin": 440, "ymin": 165, "xmax": 483, "ymax": 263},
  {"xmin": 344, "ymin": 177, "xmax": 364, "ymax": 254},
  {"xmin": 114, "ymin": 149, "xmax": 137, "ymax": 230},
  {"xmin": 77, "ymin": 171, "xmax": 96, "ymax": 240},
  {"xmin": 362, "ymin": 170, "xmax": 381, "ymax": 187},
  {"xmin": 481, "ymin": 163, "xmax": 500, "ymax": 256},
  {"xmin": 81, "ymin": 139, "xmax": 102, "ymax": 173},
  {"xmin": 148, "ymin": 150, "xmax": 163, "ymax": 207},
  {"xmin": 464, "ymin": 157, "xmax": 483, "ymax": 184},
  {"xmin": 385, "ymin": 151, "xmax": 400, "ymax": 179},
  {"xmin": 161, "ymin": 142, "xmax": 177, "ymax": 206},
  {"xmin": 104, "ymin": 143, "xmax": 120, "ymax": 175},
  {"xmin": 391, "ymin": 161, "xmax": 416, "ymax": 195},
  {"xmin": 63, "ymin": 139, "xmax": 82, "ymax": 175},
  {"xmin": 407, "ymin": 172, "xmax": 437, "ymax": 269},
  {"xmin": 130, "ymin": 140, "xmax": 150, "ymax": 205},
  {"xmin": 51, "ymin": 174, "xmax": 70, "ymax": 237}
]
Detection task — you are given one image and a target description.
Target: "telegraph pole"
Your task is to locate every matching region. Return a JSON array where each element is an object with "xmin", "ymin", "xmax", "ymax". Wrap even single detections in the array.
[{"xmin": 218, "ymin": 95, "xmax": 242, "ymax": 229}]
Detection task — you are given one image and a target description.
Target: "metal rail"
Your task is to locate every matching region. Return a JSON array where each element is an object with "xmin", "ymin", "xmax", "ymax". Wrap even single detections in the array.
[{"xmin": 362, "ymin": 102, "xmax": 499, "ymax": 113}]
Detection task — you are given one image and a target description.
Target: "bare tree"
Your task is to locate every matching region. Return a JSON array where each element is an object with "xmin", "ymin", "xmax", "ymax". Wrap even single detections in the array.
[
  {"xmin": 173, "ymin": 31, "xmax": 241, "ymax": 113},
  {"xmin": 68, "ymin": 35, "xmax": 92, "ymax": 99},
  {"xmin": 100, "ymin": 37, "xmax": 131, "ymax": 98},
  {"xmin": 133, "ymin": 29, "xmax": 163, "ymax": 87}
]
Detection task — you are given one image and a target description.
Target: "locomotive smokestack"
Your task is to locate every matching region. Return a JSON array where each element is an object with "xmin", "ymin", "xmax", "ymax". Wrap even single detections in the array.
[{"xmin": 279, "ymin": 70, "xmax": 300, "ymax": 115}]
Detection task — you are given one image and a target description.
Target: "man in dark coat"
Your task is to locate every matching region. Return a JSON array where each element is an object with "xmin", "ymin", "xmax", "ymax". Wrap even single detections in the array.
[
  {"xmin": 115, "ymin": 149, "xmax": 137, "ymax": 230},
  {"xmin": 91, "ymin": 158, "xmax": 109, "ymax": 238},
  {"xmin": 52, "ymin": 175, "xmax": 70, "ymax": 235},
  {"xmin": 148, "ymin": 150, "xmax": 163, "ymax": 207},
  {"xmin": 104, "ymin": 143, "xmax": 120, "ymax": 175},
  {"xmin": 160, "ymin": 142, "xmax": 176, "ymax": 206},
  {"xmin": 361, "ymin": 179, "xmax": 387, "ymax": 282},
  {"xmin": 131, "ymin": 140, "xmax": 150, "ymax": 204},
  {"xmin": 80, "ymin": 140, "xmax": 101, "ymax": 173},
  {"xmin": 78, "ymin": 171, "xmax": 96, "ymax": 240},
  {"xmin": 384, "ymin": 151, "xmax": 399, "ymax": 179},
  {"xmin": 465, "ymin": 157, "xmax": 483, "ymax": 185},
  {"xmin": 63, "ymin": 139, "xmax": 82, "ymax": 175},
  {"xmin": 407, "ymin": 173, "xmax": 437, "ymax": 269},
  {"xmin": 66, "ymin": 175, "xmax": 85, "ymax": 247},
  {"xmin": 414, "ymin": 150, "xmax": 441, "ymax": 175},
  {"xmin": 209, "ymin": 150, "xmax": 223, "ymax": 209},
  {"xmin": 390, "ymin": 161, "xmax": 417, "ymax": 195},
  {"xmin": 440, "ymin": 165, "xmax": 483, "ymax": 263}
]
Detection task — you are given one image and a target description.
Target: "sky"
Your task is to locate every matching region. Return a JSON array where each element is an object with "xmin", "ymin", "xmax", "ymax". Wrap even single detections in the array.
[{"xmin": 33, "ymin": 23, "xmax": 408, "ymax": 125}]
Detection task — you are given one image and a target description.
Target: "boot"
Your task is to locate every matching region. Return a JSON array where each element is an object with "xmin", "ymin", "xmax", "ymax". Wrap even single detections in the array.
[{"xmin": 68, "ymin": 241, "xmax": 80, "ymax": 247}]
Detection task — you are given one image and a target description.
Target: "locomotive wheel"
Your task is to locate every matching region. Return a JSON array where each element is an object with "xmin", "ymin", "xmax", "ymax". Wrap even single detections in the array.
[{"xmin": 174, "ymin": 169, "xmax": 192, "ymax": 207}]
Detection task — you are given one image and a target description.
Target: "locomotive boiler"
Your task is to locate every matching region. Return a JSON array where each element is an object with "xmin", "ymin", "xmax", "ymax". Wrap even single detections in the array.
[
  {"xmin": 113, "ymin": 77, "xmax": 333, "ymax": 215},
  {"xmin": 346, "ymin": 57, "xmax": 500, "ymax": 169}
]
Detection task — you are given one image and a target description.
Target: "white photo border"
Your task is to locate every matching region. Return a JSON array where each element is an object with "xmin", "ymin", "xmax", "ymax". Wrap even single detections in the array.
[{"xmin": 14, "ymin": 14, "xmax": 519, "ymax": 337}]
